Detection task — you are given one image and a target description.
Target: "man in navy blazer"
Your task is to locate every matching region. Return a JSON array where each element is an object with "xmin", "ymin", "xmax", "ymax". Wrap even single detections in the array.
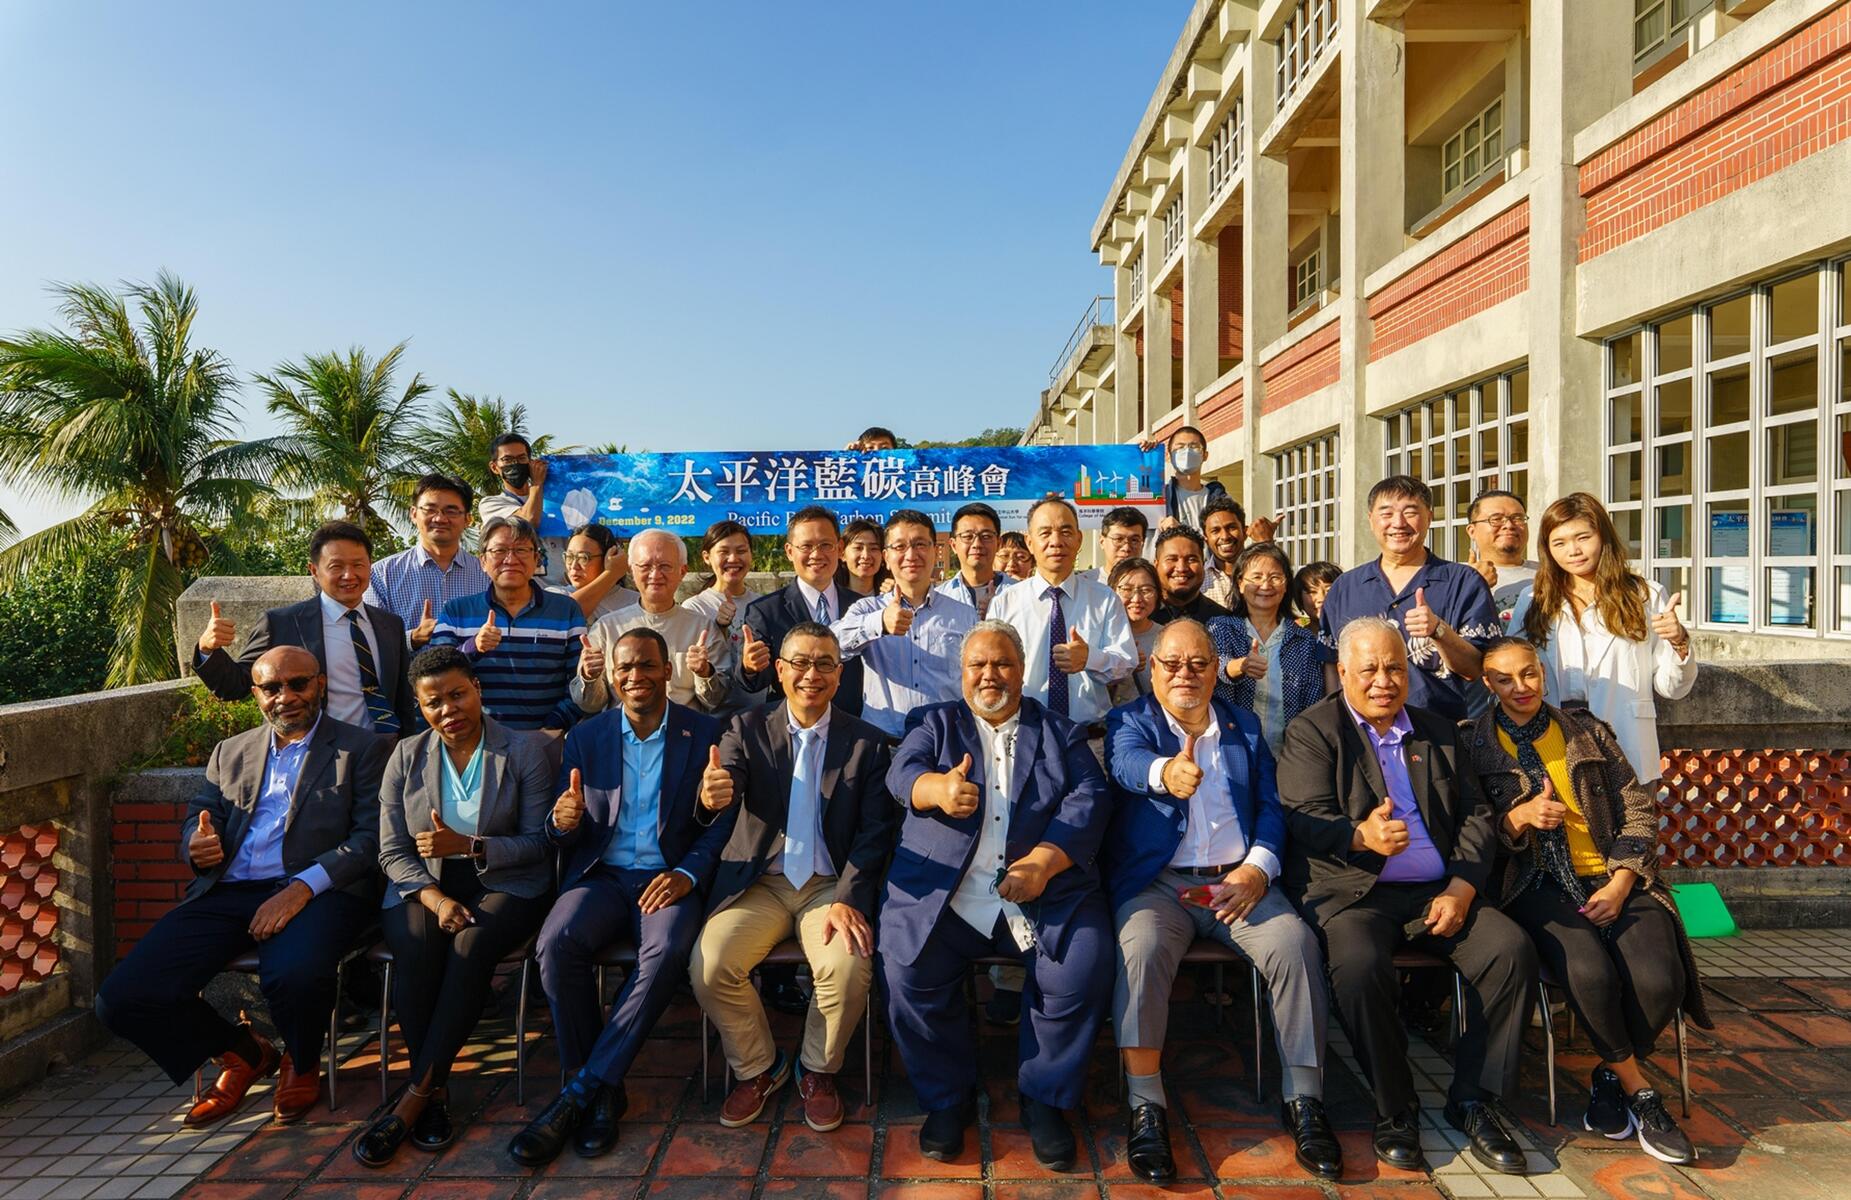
[
  {"xmin": 509, "ymin": 627, "xmax": 734, "ymax": 1168},
  {"xmin": 880, "ymin": 620, "xmax": 1111, "ymax": 1173},
  {"xmin": 732, "ymin": 506, "xmax": 866, "ymax": 715},
  {"xmin": 1102, "ymin": 620, "xmax": 1337, "ymax": 1184}
]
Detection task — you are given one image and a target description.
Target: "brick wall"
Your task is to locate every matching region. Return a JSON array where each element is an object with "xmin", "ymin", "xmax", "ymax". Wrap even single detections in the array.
[
  {"xmin": 0, "ymin": 826, "xmax": 60, "ymax": 995},
  {"xmin": 1199, "ymin": 376, "xmax": 1245, "ymax": 440},
  {"xmin": 1258, "ymin": 318, "xmax": 1343, "ymax": 415},
  {"xmin": 1170, "ymin": 282, "xmax": 1185, "ymax": 359},
  {"xmin": 1579, "ymin": 4, "xmax": 1851, "ymax": 261},
  {"xmin": 1366, "ymin": 201, "xmax": 1530, "ymax": 362},
  {"xmin": 1218, "ymin": 226, "xmax": 1244, "ymax": 360},
  {"xmin": 111, "ymin": 800, "xmax": 192, "ymax": 959}
]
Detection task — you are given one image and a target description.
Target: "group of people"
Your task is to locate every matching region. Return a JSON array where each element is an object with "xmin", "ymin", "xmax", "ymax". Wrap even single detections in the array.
[{"xmin": 93, "ymin": 422, "xmax": 1710, "ymax": 1186}]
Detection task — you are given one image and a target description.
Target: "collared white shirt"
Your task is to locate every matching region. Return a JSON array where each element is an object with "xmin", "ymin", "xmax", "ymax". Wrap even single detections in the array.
[
  {"xmin": 1202, "ymin": 565, "xmax": 1237, "ymax": 609},
  {"xmin": 317, "ymin": 590, "xmax": 381, "ymax": 730},
  {"xmin": 1144, "ymin": 707, "xmax": 1280, "ymax": 881},
  {"xmin": 769, "ymin": 708, "xmax": 836, "ymax": 879},
  {"xmin": 795, "ymin": 578, "xmax": 843, "ymax": 625},
  {"xmin": 986, "ymin": 571, "xmax": 1138, "ymax": 726},
  {"xmin": 948, "ymin": 712, "xmax": 1032, "ymax": 950}
]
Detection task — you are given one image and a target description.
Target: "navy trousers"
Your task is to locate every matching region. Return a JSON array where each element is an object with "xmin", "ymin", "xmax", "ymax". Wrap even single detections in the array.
[
  {"xmin": 535, "ymin": 865, "xmax": 703, "ymax": 1083},
  {"xmin": 881, "ymin": 895, "xmax": 1112, "ymax": 1112},
  {"xmin": 96, "ymin": 880, "xmax": 374, "ymax": 1086}
]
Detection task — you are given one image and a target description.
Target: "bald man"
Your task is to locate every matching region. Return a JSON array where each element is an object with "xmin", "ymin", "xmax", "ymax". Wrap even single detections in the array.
[{"xmin": 97, "ymin": 646, "xmax": 389, "ymax": 1127}]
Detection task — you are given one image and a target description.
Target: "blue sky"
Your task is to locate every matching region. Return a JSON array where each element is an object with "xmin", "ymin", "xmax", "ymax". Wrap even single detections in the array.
[{"xmin": 0, "ymin": 2, "xmax": 1185, "ymax": 534}]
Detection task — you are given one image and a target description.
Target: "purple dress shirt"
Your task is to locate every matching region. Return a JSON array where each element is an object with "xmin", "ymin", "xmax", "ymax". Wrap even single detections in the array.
[{"xmin": 1347, "ymin": 703, "xmax": 1446, "ymax": 883}]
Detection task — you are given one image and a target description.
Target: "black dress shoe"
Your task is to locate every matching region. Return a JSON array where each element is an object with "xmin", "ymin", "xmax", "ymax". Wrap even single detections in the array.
[
  {"xmin": 1125, "ymin": 1102, "xmax": 1175, "ymax": 1184},
  {"xmin": 573, "ymin": 1084, "xmax": 627, "ymax": 1158},
  {"xmin": 1373, "ymin": 1106, "xmax": 1426, "ymax": 1172},
  {"xmin": 1281, "ymin": 1097, "xmax": 1342, "ymax": 1180},
  {"xmin": 409, "ymin": 1097, "xmax": 454, "ymax": 1152},
  {"xmin": 1021, "ymin": 1095, "xmax": 1077, "ymax": 1172},
  {"xmin": 1445, "ymin": 1098, "xmax": 1527, "ymax": 1175},
  {"xmin": 352, "ymin": 1114, "xmax": 409, "ymax": 1168},
  {"xmin": 507, "ymin": 1092, "xmax": 584, "ymax": 1168},
  {"xmin": 919, "ymin": 1098, "xmax": 977, "ymax": 1161}
]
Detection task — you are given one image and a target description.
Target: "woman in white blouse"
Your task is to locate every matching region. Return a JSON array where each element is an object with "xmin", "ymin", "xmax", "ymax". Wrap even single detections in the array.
[
  {"xmin": 681, "ymin": 519, "xmax": 755, "ymax": 716},
  {"xmin": 1507, "ymin": 493, "xmax": 1696, "ymax": 783}
]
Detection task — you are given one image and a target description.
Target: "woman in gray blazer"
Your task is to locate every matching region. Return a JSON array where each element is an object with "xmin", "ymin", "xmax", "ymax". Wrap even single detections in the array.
[{"xmin": 355, "ymin": 646, "xmax": 556, "ymax": 1168}]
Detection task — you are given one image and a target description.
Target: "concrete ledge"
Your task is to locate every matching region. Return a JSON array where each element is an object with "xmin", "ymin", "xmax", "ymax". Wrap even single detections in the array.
[
  {"xmin": 1668, "ymin": 866, "xmax": 1851, "ymax": 929},
  {"xmin": 1658, "ymin": 659, "xmax": 1851, "ymax": 748}
]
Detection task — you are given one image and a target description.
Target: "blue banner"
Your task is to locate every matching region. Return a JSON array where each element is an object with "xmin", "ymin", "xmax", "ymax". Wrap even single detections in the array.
[{"xmin": 537, "ymin": 445, "xmax": 1166, "ymax": 536}]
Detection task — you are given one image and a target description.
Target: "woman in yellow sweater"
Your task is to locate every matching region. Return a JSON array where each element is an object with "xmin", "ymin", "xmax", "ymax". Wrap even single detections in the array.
[{"xmin": 1468, "ymin": 636, "xmax": 1709, "ymax": 1166}]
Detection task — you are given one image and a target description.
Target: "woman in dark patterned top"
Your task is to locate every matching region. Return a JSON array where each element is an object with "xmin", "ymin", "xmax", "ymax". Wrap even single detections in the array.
[{"xmin": 1207, "ymin": 543, "xmax": 1325, "ymax": 755}]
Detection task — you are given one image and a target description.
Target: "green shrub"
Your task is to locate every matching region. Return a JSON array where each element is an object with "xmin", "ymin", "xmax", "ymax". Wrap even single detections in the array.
[
  {"xmin": 0, "ymin": 545, "xmax": 120, "ymax": 703},
  {"xmin": 134, "ymin": 683, "xmax": 264, "ymax": 768}
]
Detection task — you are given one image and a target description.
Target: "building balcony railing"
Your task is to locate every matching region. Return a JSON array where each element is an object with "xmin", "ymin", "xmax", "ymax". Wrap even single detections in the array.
[
  {"xmin": 1275, "ymin": 0, "xmax": 1339, "ymax": 109},
  {"xmin": 1048, "ymin": 294, "xmax": 1116, "ymax": 392},
  {"xmin": 1207, "ymin": 101, "xmax": 1245, "ymax": 200}
]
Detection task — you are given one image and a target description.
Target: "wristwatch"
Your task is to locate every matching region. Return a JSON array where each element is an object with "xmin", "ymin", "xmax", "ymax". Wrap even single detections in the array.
[{"xmin": 470, "ymin": 836, "xmax": 486, "ymax": 866}]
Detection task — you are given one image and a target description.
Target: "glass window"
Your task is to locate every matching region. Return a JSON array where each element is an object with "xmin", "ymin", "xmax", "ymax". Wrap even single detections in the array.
[
  {"xmin": 1710, "ymin": 294, "xmax": 1751, "ymax": 359},
  {"xmin": 1768, "ymin": 421, "xmax": 1818, "ymax": 487},
  {"xmin": 1709, "ymin": 432, "xmax": 1750, "ymax": 491},
  {"xmin": 1657, "ymin": 377, "xmax": 1693, "ymax": 436},
  {"xmin": 1611, "ymin": 332, "xmax": 1642, "ymax": 387},
  {"xmin": 1381, "ymin": 368, "xmax": 1530, "ymax": 559},
  {"xmin": 1657, "ymin": 443, "xmax": 1692, "ymax": 496},
  {"xmin": 1771, "ymin": 274, "xmax": 1818, "ymax": 345},
  {"xmin": 1611, "ymin": 391, "xmax": 1643, "ymax": 445},
  {"xmin": 1656, "ymin": 504, "xmax": 1691, "ymax": 558},
  {"xmin": 1770, "ymin": 353, "xmax": 1817, "ymax": 417},
  {"xmin": 1710, "ymin": 364, "xmax": 1750, "ymax": 426},
  {"xmin": 1273, "ymin": 431, "xmax": 1341, "ymax": 566},
  {"xmin": 1510, "ymin": 368, "xmax": 1529, "ymax": 415},
  {"xmin": 1658, "ymin": 315, "xmax": 1694, "ymax": 373}
]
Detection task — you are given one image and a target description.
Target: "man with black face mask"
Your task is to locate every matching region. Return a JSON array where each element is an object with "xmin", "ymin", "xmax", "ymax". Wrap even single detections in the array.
[
  {"xmin": 479, "ymin": 432, "xmax": 570, "ymax": 584},
  {"xmin": 1153, "ymin": 426, "xmax": 1227, "ymax": 531}
]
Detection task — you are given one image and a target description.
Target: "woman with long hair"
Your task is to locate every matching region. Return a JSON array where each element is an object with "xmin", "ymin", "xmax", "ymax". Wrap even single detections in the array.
[
  {"xmin": 1107, "ymin": 557, "xmax": 1162, "ymax": 704},
  {"xmin": 1205, "ymin": 543, "xmax": 1323, "ymax": 753},
  {"xmin": 1507, "ymin": 492, "xmax": 1695, "ymax": 783},
  {"xmin": 835, "ymin": 517, "xmax": 889, "ymax": 597}
]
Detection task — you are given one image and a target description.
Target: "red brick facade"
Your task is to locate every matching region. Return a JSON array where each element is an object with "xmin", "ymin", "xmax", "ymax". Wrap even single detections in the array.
[
  {"xmin": 111, "ymin": 800, "xmax": 192, "ymax": 958},
  {"xmin": 1217, "ymin": 226, "xmax": 1244, "ymax": 360},
  {"xmin": 1258, "ymin": 318, "xmax": 1342, "ymax": 415},
  {"xmin": 1366, "ymin": 201, "xmax": 1531, "ymax": 362},
  {"xmin": 1579, "ymin": 4, "xmax": 1851, "ymax": 261},
  {"xmin": 1199, "ymin": 376, "xmax": 1244, "ymax": 439}
]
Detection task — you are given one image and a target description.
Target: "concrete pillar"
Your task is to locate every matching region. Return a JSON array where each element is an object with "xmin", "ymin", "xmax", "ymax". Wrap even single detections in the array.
[
  {"xmin": 1110, "ymin": 258, "xmax": 1141, "ymax": 443},
  {"xmin": 1245, "ymin": 33, "xmax": 1287, "ymax": 520},
  {"xmin": 1181, "ymin": 139, "xmax": 1219, "ymax": 423},
  {"xmin": 1144, "ymin": 283, "xmax": 1175, "ymax": 434}
]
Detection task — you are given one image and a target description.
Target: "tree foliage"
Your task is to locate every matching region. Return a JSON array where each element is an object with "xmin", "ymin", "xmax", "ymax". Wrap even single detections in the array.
[{"xmin": 417, "ymin": 390, "xmax": 561, "ymax": 500}]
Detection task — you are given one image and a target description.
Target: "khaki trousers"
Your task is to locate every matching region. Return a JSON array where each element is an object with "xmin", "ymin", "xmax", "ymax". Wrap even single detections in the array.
[{"xmin": 690, "ymin": 873, "xmax": 873, "ymax": 1078}]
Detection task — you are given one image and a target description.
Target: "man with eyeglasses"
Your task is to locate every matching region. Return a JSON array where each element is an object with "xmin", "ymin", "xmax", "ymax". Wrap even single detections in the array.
[
  {"xmin": 1101, "ymin": 620, "xmax": 1337, "ymax": 1184},
  {"xmin": 1462, "ymin": 489, "xmax": 1536, "ymax": 717},
  {"xmin": 689, "ymin": 623, "xmax": 895, "ymax": 1134},
  {"xmin": 835, "ymin": 509, "xmax": 979, "ymax": 740},
  {"xmin": 98, "ymin": 646, "xmax": 388, "ymax": 1127},
  {"xmin": 195, "ymin": 520, "xmax": 415, "ymax": 737},
  {"xmin": 935, "ymin": 502, "xmax": 1015, "ymax": 617},
  {"xmin": 478, "ymin": 432, "xmax": 569, "ymax": 582},
  {"xmin": 366, "ymin": 474, "xmax": 491, "ymax": 651},
  {"xmin": 430, "ymin": 515, "xmax": 588, "ymax": 730},
  {"xmin": 734, "ymin": 506, "xmax": 866, "ymax": 715},
  {"xmin": 1087, "ymin": 506, "xmax": 1149, "ymax": 587},
  {"xmin": 574, "ymin": 528, "xmax": 730, "ymax": 714}
]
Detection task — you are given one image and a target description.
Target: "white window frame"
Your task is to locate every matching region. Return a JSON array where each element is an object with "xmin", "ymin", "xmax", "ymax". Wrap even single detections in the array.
[
  {"xmin": 1128, "ymin": 253, "xmax": 1146, "ymax": 309},
  {"xmin": 1207, "ymin": 101, "xmax": 1244, "ymax": 199},
  {"xmin": 1382, "ymin": 367, "xmax": 1532, "ymax": 563},
  {"xmin": 1441, "ymin": 96, "xmax": 1505, "ymax": 198},
  {"xmin": 1273, "ymin": 432, "xmax": 1341, "ymax": 567},
  {"xmin": 1604, "ymin": 257, "xmax": 1849, "ymax": 637},
  {"xmin": 1292, "ymin": 248, "xmax": 1322, "ymax": 309},
  {"xmin": 1161, "ymin": 194, "xmax": 1185, "ymax": 263},
  {"xmin": 1634, "ymin": 0, "xmax": 1701, "ymax": 68},
  {"xmin": 1275, "ymin": 0, "xmax": 1339, "ymax": 109}
]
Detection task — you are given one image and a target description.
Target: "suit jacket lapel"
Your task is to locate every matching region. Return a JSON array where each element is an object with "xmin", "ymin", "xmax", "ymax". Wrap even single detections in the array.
[
  {"xmin": 298, "ymin": 595, "xmax": 327, "ymax": 668},
  {"xmin": 1218, "ymin": 705, "xmax": 1252, "ymax": 806},
  {"xmin": 817, "ymin": 710, "xmax": 850, "ymax": 819},
  {"xmin": 1404, "ymin": 723, "xmax": 1438, "ymax": 835},
  {"xmin": 767, "ymin": 701, "xmax": 795, "ymax": 831},
  {"xmin": 1339, "ymin": 714, "xmax": 1394, "ymax": 814},
  {"xmin": 660, "ymin": 707, "xmax": 693, "ymax": 836},
  {"xmin": 223, "ymin": 729, "xmax": 267, "ymax": 852},
  {"xmin": 284, "ymin": 723, "xmax": 336, "ymax": 833},
  {"xmin": 1007, "ymin": 704, "xmax": 1039, "ymax": 827},
  {"xmin": 420, "ymin": 731, "xmax": 446, "ymax": 826},
  {"xmin": 952, "ymin": 705, "xmax": 989, "ymax": 798},
  {"xmin": 476, "ymin": 719, "xmax": 508, "ymax": 831}
]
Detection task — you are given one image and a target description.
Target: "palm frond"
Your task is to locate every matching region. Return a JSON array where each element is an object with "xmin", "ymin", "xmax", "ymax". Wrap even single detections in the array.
[{"xmin": 106, "ymin": 536, "xmax": 184, "ymax": 687}]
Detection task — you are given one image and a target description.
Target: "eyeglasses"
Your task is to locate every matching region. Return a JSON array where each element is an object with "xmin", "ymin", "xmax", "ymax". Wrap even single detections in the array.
[
  {"xmin": 788, "ymin": 541, "xmax": 837, "ymax": 556},
  {"xmin": 255, "ymin": 675, "xmax": 318, "ymax": 697},
  {"xmin": 953, "ymin": 531, "xmax": 998, "ymax": 545},
  {"xmin": 1115, "ymin": 585, "xmax": 1158, "ymax": 600},
  {"xmin": 632, "ymin": 562, "xmax": 677, "ymax": 576},
  {"xmin": 483, "ymin": 546, "xmax": 536, "ymax": 562},
  {"xmin": 413, "ymin": 504, "xmax": 465, "ymax": 519},
  {"xmin": 780, "ymin": 655, "xmax": 842, "ymax": 675},
  {"xmin": 1240, "ymin": 573, "xmax": 1288, "ymax": 588},
  {"xmin": 562, "ymin": 552, "xmax": 603, "ymax": 566},
  {"xmin": 1470, "ymin": 514, "xmax": 1529, "ymax": 529},
  {"xmin": 886, "ymin": 539, "xmax": 935, "ymax": 555},
  {"xmin": 494, "ymin": 454, "xmax": 531, "ymax": 466},
  {"xmin": 1101, "ymin": 534, "xmax": 1144, "ymax": 548},
  {"xmin": 1151, "ymin": 656, "xmax": 1214, "ymax": 677}
]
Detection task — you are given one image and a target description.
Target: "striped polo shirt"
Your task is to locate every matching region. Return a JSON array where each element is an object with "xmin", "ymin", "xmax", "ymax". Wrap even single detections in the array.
[{"xmin": 431, "ymin": 584, "xmax": 588, "ymax": 730}]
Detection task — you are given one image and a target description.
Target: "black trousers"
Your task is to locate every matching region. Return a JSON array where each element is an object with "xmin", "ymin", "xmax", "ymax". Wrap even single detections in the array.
[
  {"xmin": 1505, "ymin": 880, "xmax": 1685, "ymax": 1064},
  {"xmin": 96, "ymin": 880, "xmax": 373, "ymax": 1086},
  {"xmin": 381, "ymin": 861, "xmax": 551, "ymax": 1087},
  {"xmin": 1318, "ymin": 881, "xmax": 1538, "ymax": 1118}
]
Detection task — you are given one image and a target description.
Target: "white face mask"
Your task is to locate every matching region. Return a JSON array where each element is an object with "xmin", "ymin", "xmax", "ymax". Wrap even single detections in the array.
[{"xmin": 1171, "ymin": 446, "xmax": 1204, "ymax": 473}]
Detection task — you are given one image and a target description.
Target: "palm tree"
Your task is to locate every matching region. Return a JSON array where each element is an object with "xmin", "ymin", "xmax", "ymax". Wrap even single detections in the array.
[
  {"xmin": 418, "ymin": 389, "xmax": 560, "ymax": 499},
  {"xmin": 258, "ymin": 341, "xmax": 432, "ymax": 546},
  {"xmin": 0, "ymin": 273, "xmax": 285, "ymax": 685}
]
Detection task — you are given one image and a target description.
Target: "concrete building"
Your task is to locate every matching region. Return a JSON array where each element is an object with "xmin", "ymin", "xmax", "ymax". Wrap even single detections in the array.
[{"xmin": 1026, "ymin": 0, "xmax": 1851, "ymax": 661}]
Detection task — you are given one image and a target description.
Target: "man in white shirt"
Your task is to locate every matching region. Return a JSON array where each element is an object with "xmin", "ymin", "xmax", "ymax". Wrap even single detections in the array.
[
  {"xmin": 574, "ymin": 529, "xmax": 730, "ymax": 713},
  {"xmin": 933, "ymin": 502, "xmax": 1014, "ymax": 617},
  {"xmin": 986, "ymin": 497, "xmax": 1137, "ymax": 730}
]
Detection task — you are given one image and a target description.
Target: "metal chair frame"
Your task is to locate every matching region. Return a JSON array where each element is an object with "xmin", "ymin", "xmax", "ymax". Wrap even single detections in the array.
[
  {"xmin": 1535, "ymin": 975, "xmax": 1691, "ymax": 1124},
  {"xmin": 371, "ymin": 939, "xmax": 538, "ymax": 1106}
]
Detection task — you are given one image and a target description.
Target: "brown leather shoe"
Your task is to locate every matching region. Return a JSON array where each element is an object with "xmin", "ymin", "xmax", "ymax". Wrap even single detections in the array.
[
  {"xmin": 798, "ymin": 1069, "xmax": 844, "ymax": 1132},
  {"xmin": 719, "ymin": 1053, "xmax": 790, "ymax": 1128},
  {"xmin": 184, "ymin": 1035, "xmax": 280, "ymax": 1127},
  {"xmin": 271, "ymin": 1053, "xmax": 322, "ymax": 1124}
]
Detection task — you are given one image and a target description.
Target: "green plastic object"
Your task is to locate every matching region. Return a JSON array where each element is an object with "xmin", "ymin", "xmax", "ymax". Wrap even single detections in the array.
[{"xmin": 1670, "ymin": 882, "xmax": 1738, "ymax": 939}]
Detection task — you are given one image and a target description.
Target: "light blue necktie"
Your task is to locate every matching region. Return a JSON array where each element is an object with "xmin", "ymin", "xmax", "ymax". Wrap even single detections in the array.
[
  {"xmin": 815, "ymin": 592, "xmax": 831, "ymax": 623},
  {"xmin": 785, "ymin": 725, "xmax": 820, "ymax": 889}
]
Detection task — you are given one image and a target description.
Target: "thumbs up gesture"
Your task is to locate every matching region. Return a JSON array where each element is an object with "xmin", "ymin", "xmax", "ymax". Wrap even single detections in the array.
[
  {"xmin": 739, "ymin": 624, "xmax": 771, "ymax": 674},
  {"xmin": 1355, "ymin": 797, "xmax": 1412, "ymax": 856},
  {"xmin": 197, "ymin": 601, "xmax": 237, "ymax": 656},
  {"xmin": 1519, "ymin": 776, "xmax": 1569, "ymax": 832},
  {"xmin": 417, "ymin": 807, "xmax": 473, "ymax": 858},
  {"xmin": 475, "ymin": 611, "xmax": 503, "ymax": 655},
  {"xmin": 686, "ymin": 627, "xmax": 715, "ymax": 678},
  {"xmin": 1651, "ymin": 590, "xmax": 1690, "ymax": 654},
  {"xmin": 1051, "ymin": 625, "xmax": 1088, "ymax": 674},
  {"xmin": 577, "ymin": 634, "xmax": 605, "ymax": 682},
  {"xmin": 1162, "ymin": 731, "xmax": 1205, "ymax": 799},
  {"xmin": 552, "ymin": 768, "xmax": 586, "ymax": 833},
  {"xmin": 927, "ymin": 753, "xmax": 980, "ymax": 818},
  {"xmin": 1402, "ymin": 586, "xmax": 1440, "ymax": 639},
  {"xmin": 883, "ymin": 590, "xmax": 914, "ymax": 636},
  {"xmin": 715, "ymin": 591, "xmax": 737, "ymax": 628},
  {"xmin": 411, "ymin": 599, "xmax": 437, "ymax": 647},
  {"xmin": 1227, "ymin": 638, "xmax": 1267, "ymax": 680},
  {"xmin": 699, "ymin": 745, "xmax": 736, "ymax": 812},
  {"xmin": 188, "ymin": 811, "xmax": 224, "ymax": 869}
]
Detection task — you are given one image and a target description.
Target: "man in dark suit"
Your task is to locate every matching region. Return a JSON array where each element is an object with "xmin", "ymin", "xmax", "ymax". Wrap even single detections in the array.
[
  {"xmin": 1277, "ymin": 617, "xmax": 1537, "ymax": 1178},
  {"xmin": 97, "ymin": 646, "xmax": 387, "ymax": 1126},
  {"xmin": 732, "ymin": 506, "xmax": 866, "ymax": 715},
  {"xmin": 509, "ymin": 627, "xmax": 733, "ymax": 1168},
  {"xmin": 689, "ymin": 621, "xmax": 894, "ymax": 1134},
  {"xmin": 1102, "ymin": 620, "xmax": 1336, "ymax": 1184},
  {"xmin": 194, "ymin": 520, "xmax": 415, "ymax": 735},
  {"xmin": 880, "ymin": 620, "xmax": 1112, "ymax": 1173}
]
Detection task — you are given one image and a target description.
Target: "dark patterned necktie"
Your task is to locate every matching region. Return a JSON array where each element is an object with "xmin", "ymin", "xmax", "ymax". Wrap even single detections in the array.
[
  {"xmin": 343, "ymin": 609, "xmax": 400, "ymax": 734},
  {"xmin": 1045, "ymin": 587, "xmax": 1070, "ymax": 717}
]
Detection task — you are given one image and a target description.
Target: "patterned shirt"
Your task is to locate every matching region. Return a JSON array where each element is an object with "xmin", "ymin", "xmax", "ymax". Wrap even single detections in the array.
[
  {"xmin": 364, "ymin": 543, "xmax": 492, "ymax": 645},
  {"xmin": 431, "ymin": 585, "xmax": 587, "ymax": 730},
  {"xmin": 1318, "ymin": 553, "xmax": 1500, "ymax": 721}
]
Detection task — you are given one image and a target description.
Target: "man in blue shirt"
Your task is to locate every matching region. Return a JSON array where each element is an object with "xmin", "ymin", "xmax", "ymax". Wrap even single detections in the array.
[
  {"xmin": 97, "ymin": 646, "xmax": 387, "ymax": 1127},
  {"xmin": 511, "ymin": 628, "xmax": 732, "ymax": 1168},
  {"xmin": 1317, "ymin": 476, "xmax": 1501, "ymax": 721},
  {"xmin": 364, "ymin": 474, "xmax": 491, "ymax": 649}
]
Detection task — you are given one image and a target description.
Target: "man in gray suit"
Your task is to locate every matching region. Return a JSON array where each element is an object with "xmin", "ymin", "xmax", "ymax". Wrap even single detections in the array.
[{"xmin": 97, "ymin": 646, "xmax": 389, "ymax": 1127}]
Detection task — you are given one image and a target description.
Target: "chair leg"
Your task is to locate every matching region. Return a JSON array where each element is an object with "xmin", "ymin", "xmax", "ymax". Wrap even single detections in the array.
[
  {"xmin": 517, "ymin": 957, "xmax": 531, "ymax": 1108},
  {"xmin": 864, "ymin": 1009, "xmax": 874, "ymax": 1105},
  {"xmin": 1538, "ymin": 981, "xmax": 1557, "ymax": 1127},
  {"xmin": 328, "ymin": 959, "xmax": 343, "ymax": 1111},
  {"xmin": 379, "ymin": 961, "xmax": 393, "ymax": 1107},
  {"xmin": 193, "ymin": 1068, "xmax": 203, "ymax": 1105},
  {"xmin": 1214, "ymin": 964, "xmax": 1225, "ymax": 1027},
  {"xmin": 1250, "ymin": 964, "xmax": 1264, "ymax": 1102},
  {"xmin": 1452, "ymin": 969, "xmax": 1468, "ymax": 1042},
  {"xmin": 1675, "ymin": 1009, "xmax": 1691, "ymax": 1118},
  {"xmin": 701, "ymin": 1013, "xmax": 710, "ymax": 1104}
]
